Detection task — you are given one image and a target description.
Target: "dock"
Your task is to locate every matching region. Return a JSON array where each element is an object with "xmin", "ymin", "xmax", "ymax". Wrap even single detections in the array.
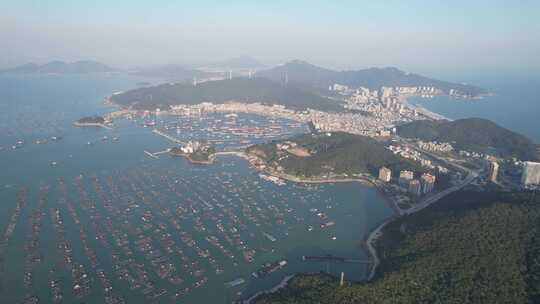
[
  {"xmin": 152, "ymin": 129, "xmax": 186, "ymax": 145},
  {"xmin": 302, "ymin": 255, "xmax": 371, "ymax": 264},
  {"xmin": 144, "ymin": 151, "xmax": 159, "ymax": 159}
]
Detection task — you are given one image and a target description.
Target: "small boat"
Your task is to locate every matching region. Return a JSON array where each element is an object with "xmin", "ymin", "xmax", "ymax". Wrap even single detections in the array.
[{"xmin": 224, "ymin": 278, "xmax": 245, "ymax": 287}]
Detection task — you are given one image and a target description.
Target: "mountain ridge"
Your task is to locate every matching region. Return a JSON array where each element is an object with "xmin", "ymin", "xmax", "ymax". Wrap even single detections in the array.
[
  {"xmin": 0, "ymin": 60, "xmax": 117, "ymax": 74},
  {"xmin": 256, "ymin": 60, "xmax": 487, "ymax": 96},
  {"xmin": 396, "ymin": 117, "xmax": 539, "ymax": 160},
  {"xmin": 109, "ymin": 77, "xmax": 344, "ymax": 112}
]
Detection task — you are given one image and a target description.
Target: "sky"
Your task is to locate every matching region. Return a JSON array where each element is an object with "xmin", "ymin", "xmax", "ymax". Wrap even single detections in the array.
[{"xmin": 1, "ymin": 0, "xmax": 539, "ymax": 75}]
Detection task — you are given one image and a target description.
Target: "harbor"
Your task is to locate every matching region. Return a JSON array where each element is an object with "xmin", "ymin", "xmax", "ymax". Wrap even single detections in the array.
[{"xmin": 0, "ymin": 74, "xmax": 394, "ymax": 304}]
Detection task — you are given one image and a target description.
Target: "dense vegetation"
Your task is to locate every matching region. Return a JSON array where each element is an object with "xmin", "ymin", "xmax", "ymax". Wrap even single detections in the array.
[
  {"xmin": 110, "ymin": 77, "xmax": 343, "ymax": 112},
  {"xmin": 256, "ymin": 60, "xmax": 486, "ymax": 96},
  {"xmin": 397, "ymin": 118, "xmax": 539, "ymax": 161},
  {"xmin": 254, "ymin": 190, "xmax": 540, "ymax": 304},
  {"xmin": 246, "ymin": 132, "xmax": 420, "ymax": 177},
  {"xmin": 76, "ymin": 116, "xmax": 105, "ymax": 124},
  {"xmin": 170, "ymin": 146, "xmax": 216, "ymax": 162}
]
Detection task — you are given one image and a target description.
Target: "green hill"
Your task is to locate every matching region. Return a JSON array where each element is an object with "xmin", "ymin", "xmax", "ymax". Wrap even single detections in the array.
[
  {"xmin": 253, "ymin": 190, "xmax": 540, "ymax": 304},
  {"xmin": 246, "ymin": 132, "xmax": 420, "ymax": 178},
  {"xmin": 109, "ymin": 77, "xmax": 343, "ymax": 112},
  {"xmin": 397, "ymin": 118, "xmax": 539, "ymax": 161}
]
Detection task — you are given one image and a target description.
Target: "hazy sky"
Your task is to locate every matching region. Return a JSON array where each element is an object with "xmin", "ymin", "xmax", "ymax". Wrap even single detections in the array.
[{"xmin": 2, "ymin": 0, "xmax": 539, "ymax": 74}]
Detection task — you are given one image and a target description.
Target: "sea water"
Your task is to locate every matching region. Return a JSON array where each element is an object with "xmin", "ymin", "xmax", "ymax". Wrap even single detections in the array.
[{"xmin": 0, "ymin": 73, "xmax": 393, "ymax": 303}]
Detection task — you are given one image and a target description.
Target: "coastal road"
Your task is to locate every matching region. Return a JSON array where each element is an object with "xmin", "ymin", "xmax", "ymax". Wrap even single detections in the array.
[
  {"xmin": 404, "ymin": 169, "xmax": 478, "ymax": 215},
  {"xmin": 366, "ymin": 146, "xmax": 482, "ymax": 280}
]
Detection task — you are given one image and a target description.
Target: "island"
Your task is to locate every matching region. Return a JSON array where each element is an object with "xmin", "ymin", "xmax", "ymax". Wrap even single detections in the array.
[
  {"xmin": 74, "ymin": 115, "xmax": 110, "ymax": 128},
  {"xmin": 0, "ymin": 60, "xmax": 117, "ymax": 74},
  {"xmin": 169, "ymin": 141, "xmax": 216, "ymax": 164}
]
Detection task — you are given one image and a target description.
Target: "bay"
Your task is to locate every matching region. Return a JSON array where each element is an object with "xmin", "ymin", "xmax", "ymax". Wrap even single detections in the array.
[{"xmin": 0, "ymin": 73, "xmax": 392, "ymax": 303}]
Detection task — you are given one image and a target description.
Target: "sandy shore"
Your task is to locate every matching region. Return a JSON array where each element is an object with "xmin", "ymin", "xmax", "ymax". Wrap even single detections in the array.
[{"xmin": 400, "ymin": 95, "xmax": 452, "ymax": 121}]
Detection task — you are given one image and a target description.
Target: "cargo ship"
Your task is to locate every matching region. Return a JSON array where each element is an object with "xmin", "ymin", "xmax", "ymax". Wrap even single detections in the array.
[{"xmin": 252, "ymin": 260, "xmax": 287, "ymax": 278}]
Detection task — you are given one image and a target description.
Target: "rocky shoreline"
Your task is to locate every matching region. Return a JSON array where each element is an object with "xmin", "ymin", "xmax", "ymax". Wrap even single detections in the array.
[{"xmin": 73, "ymin": 122, "xmax": 112, "ymax": 129}]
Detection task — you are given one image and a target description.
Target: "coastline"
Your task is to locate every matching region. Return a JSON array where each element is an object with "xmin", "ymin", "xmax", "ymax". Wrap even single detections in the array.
[
  {"xmin": 169, "ymin": 151, "xmax": 216, "ymax": 165},
  {"xmin": 103, "ymin": 93, "xmax": 476, "ymax": 303},
  {"xmin": 244, "ymin": 275, "xmax": 295, "ymax": 304},
  {"xmin": 238, "ymin": 152, "xmax": 479, "ymax": 303},
  {"xmin": 400, "ymin": 95, "xmax": 452, "ymax": 121}
]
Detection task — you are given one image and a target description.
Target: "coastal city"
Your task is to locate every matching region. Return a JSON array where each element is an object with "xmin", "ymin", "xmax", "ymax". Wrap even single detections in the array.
[{"xmin": 2, "ymin": 2, "xmax": 539, "ymax": 304}]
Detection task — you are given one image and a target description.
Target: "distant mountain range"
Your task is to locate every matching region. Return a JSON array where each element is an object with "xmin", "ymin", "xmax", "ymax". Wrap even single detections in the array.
[
  {"xmin": 132, "ymin": 64, "xmax": 215, "ymax": 81},
  {"xmin": 131, "ymin": 57, "xmax": 264, "ymax": 80},
  {"xmin": 110, "ymin": 77, "xmax": 343, "ymax": 112},
  {"xmin": 256, "ymin": 60, "xmax": 487, "ymax": 96},
  {"xmin": 0, "ymin": 60, "xmax": 117, "ymax": 74},
  {"xmin": 397, "ymin": 118, "xmax": 539, "ymax": 161},
  {"xmin": 204, "ymin": 56, "xmax": 265, "ymax": 69}
]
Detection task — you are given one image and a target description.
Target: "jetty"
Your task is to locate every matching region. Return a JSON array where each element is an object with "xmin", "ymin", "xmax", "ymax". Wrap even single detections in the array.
[{"xmin": 152, "ymin": 129, "xmax": 185, "ymax": 145}]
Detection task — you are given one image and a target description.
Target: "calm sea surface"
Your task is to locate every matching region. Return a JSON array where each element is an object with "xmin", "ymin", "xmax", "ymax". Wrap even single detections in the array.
[
  {"xmin": 410, "ymin": 72, "xmax": 540, "ymax": 143},
  {"xmin": 0, "ymin": 74, "xmax": 392, "ymax": 303}
]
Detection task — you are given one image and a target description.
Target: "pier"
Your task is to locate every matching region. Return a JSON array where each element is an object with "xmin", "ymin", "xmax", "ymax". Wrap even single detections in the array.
[
  {"xmin": 144, "ymin": 150, "xmax": 159, "ymax": 159},
  {"xmin": 152, "ymin": 129, "xmax": 186, "ymax": 145},
  {"xmin": 302, "ymin": 255, "xmax": 371, "ymax": 264},
  {"xmin": 144, "ymin": 149, "xmax": 171, "ymax": 159}
]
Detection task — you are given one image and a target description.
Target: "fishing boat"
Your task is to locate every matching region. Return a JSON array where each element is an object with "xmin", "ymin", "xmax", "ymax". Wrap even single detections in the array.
[
  {"xmin": 252, "ymin": 260, "xmax": 287, "ymax": 278},
  {"xmin": 224, "ymin": 278, "xmax": 245, "ymax": 287}
]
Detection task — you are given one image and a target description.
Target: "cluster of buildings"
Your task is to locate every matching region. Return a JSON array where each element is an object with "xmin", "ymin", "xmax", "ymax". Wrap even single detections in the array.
[
  {"xmin": 482, "ymin": 159, "xmax": 540, "ymax": 189},
  {"xmin": 144, "ymin": 80, "xmax": 447, "ymax": 139},
  {"xmin": 179, "ymin": 140, "xmax": 206, "ymax": 154},
  {"xmin": 378, "ymin": 167, "xmax": 436, "ymax": 196},
  {"xmin": 335, "ymin": 85, "xmax": 439, "ymax": 103},
  {"xmin": 417, "ymin": 140, "xmax": 454, "ymax": 153},
  {"xmin": 386, "ymin": 144, "xmax": 449, "ymax": 173},
  {"xmin": 522, "ymin": 161, "xmax": 540, "ymax": 188},
  {"xmin": 488, "ymin": 161, "xmax": 499, "ymax": 183}
]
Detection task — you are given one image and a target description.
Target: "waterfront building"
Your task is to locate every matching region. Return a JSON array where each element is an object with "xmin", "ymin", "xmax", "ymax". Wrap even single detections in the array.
[
  {"xmin": 408, "ymin": 179, "xmax": 422, "ymax": 196},
  {"xmin": 399, "ymin": 170, "xmax": 414, "ymax": 187},
  {"xmin": 420, "ymin": 173, "xmax": 436, "ymax": 193},
  {"xmin": 488, "ymin": 161, "xmax": 499, "ymax": 182},
  {"xmin": 378, "ymin": 167, "xmax": 392, "ymax": 182},
  {"xmin": 521, "ymin": 161, "xmax": 540, "ymax": 186}
]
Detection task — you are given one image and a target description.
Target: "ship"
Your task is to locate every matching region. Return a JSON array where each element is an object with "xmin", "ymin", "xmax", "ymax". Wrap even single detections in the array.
[
  {"xmin": 251, "ymin": 260, "xmax": 287, "ymax": 278},
  {"xmin": 224, "ymin": 278, "xmax": 245, "ymax": 287},
  {"xmin": 302, "ymin": 255, "xmax": 345, "ymax": 262},
  {"xmin": 262, "ymin": 232, "xmax": 276, "ymax": 242}
]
